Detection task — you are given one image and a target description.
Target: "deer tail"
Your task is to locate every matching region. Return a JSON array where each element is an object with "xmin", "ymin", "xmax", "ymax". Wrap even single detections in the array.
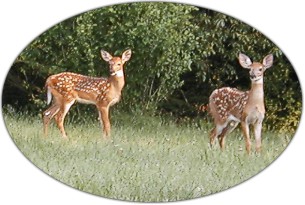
[{"xmin": 46, "ymin": 85, "xmax": 52, "ymax": 105}]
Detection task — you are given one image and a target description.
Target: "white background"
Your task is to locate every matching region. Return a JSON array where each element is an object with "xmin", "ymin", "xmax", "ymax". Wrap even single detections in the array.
[{"xmin": 0, "ymin": 0, "xmax": 304, "ymax": 204}]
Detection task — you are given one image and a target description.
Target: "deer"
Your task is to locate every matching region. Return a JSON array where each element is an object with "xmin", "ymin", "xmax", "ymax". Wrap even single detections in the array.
[
  {"xmin": 208, "ymin": 53, "xmax": 273, "ymax": 154},
  {"xmin": 42, "ymin": 49, "xmax": 132, "ymax": 139}
]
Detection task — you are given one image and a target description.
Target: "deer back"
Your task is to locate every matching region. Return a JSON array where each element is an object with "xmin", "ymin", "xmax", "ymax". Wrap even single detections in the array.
[
  {"xmin": 209, "ymin": 87, "xmax": 249, "ymax": 124},
  {"xmin": 46, "ymin": 72, "xmax": 111, "ymax": 104}
]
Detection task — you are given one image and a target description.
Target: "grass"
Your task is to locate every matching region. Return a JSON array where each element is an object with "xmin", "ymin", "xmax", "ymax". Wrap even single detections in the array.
[{"xmin": 3, "ymin": 112, "xmax": 292, "ymax": 202}]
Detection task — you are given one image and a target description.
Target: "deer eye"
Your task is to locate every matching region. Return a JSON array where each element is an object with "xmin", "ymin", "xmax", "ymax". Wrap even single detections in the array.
[{"xmin": 259, "ymin": 68, "xmax": 263, "ymax": 71}]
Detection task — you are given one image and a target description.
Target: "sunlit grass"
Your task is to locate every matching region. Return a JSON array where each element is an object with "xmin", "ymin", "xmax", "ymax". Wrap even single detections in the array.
[{"xmin": 3, "ymin": 112, "xmax": 292, "ymax": 202}]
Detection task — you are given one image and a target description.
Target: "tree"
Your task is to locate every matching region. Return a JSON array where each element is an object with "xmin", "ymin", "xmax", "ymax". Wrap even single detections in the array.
[{"xmin": 3, "ymin": 2, "xmax": 301, "ymax": 133}]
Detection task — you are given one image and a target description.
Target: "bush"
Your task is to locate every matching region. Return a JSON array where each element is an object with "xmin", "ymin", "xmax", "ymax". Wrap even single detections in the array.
[{"xmin": 2, "ymin": 2, "xmax": 301, "ymax": 134}]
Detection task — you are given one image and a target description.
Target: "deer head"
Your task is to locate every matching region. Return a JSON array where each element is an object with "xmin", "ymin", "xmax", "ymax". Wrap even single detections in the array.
[
  {"xmin": 101, "ymin": 49, "xmax": 132, "ymax": 77},
  {"xmin": 239, "ymin": 53, "xmax": 273, "ymax": 83}
]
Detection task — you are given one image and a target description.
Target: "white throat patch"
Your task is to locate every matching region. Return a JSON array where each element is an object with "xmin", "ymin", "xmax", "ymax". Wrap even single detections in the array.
[
  {"xmin": 253, "ymin": 77, "xmax": 263, "ymax": 84},
  {"xmin": 111, "ymin": 70, "xmax": 124, "ymax": 77}
]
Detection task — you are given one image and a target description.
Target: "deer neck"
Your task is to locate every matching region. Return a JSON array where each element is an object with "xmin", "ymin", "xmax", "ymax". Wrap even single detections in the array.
[{"xmin": 247, "ymin": 80, "xmax": 265, "ymax": 110}]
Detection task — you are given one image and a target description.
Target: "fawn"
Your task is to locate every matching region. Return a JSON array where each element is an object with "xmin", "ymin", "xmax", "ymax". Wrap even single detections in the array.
[
  {"xmin": 209, "ymin": 53, "xmax": 273, "ymax": 154},
  {"xmin": 43, "ymin": 49, "xmax": 132, "ymax": 139}
]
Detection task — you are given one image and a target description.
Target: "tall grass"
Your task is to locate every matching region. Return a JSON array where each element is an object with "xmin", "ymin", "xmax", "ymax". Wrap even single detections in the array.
[{"xmin": 3, "ymin": 112, "xmax": 292, "ymax": 202}]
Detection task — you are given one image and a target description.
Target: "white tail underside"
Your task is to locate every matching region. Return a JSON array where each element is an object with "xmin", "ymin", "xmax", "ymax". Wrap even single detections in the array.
[{"xmin": 47, "ymin": 87, "xmax": 52, "ymax": 105}]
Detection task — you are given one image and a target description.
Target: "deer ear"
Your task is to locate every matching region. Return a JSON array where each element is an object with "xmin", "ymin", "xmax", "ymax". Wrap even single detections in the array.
[
  {"xmin": 122, "ymin": 49, "xmax": 132, "ymax": 63},
  {"xmin": 239, "ymin": 53, "xmax": 252, "ymax": 69},
  {"xmin": 263, "ymin": 54, "xmax": 273, "ymax": 70},
  {"xmin": 101, "ymin": 50, "xmax": 113, "ymax": 62}
]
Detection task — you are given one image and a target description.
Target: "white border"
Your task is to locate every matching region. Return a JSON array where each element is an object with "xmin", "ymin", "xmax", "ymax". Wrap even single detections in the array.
[{"xmin": 1, "ymin": 1, "xmax": 304, "ymax": 205}]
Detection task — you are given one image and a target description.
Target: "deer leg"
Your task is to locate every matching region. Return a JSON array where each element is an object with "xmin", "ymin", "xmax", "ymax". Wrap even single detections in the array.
[
  {"xmin": 43, "ymin": 103, "xmax": 60, "ymax": 137},
  {"xmin": 54, "ymin": 100, "xmax": 74, "ymax": 139},
  {"xmin": 219, "ymin": 121, "xmax": 239, "ymax": 150},
  {"xmin": 218, "ymin": 126, "xmax": 229, "ymax": 150},
  {"xmin": 218, "ymin": 125, "xmax": 230, "ymax": 151},
  {"xmin": 253, "ymin": 122, "xmax": 263, "ymax": 153},
  {"xmin": 218, "ymin": 121, "xmax": 239, "ymax": 150},
  {"xmin": 227, "ymin": 121, "xmax": 239, "ymax": 135},
  {"xmin": 241, "ymin": 121, "xmax": 251, "ymax": 154},
  {"xmin": 210, "ymin": 124, "xmax": 225, "ymax": 147},
  {"xmin": 210, "ymin": 127, "xmax": 217, "ymax": 146},
  {"xmin": 97, "ymin": 106, "xmax": 111, "ymax": 140}
]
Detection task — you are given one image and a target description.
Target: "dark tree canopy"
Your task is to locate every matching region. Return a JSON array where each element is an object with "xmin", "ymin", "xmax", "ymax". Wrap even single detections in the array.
[{"xmin": 3, "ymin": 2, "xmax": 301, "ymax": 133}]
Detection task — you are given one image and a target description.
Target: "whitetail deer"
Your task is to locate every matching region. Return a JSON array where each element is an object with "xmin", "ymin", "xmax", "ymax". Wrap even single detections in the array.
[
  {"xmin": 209, "ymin": 53, "xmax": 273, "ymax": 154},
  {"xmin": 43, "ymin": 49, "xmax": 132, "ymax": 139}
]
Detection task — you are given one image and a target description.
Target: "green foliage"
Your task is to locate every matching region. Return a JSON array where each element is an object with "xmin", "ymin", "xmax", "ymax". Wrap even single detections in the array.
[{"xmin": 2, "ymin": 2, "xmax": 301, "ymax": 133}]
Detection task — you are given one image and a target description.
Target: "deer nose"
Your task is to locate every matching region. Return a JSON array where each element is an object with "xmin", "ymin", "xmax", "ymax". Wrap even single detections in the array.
[
  {"xmin": 249, "ymin": 71, "xmax": 255, "ymax": 78},
  {"xmin": 250, "ymin": 74, "xmax": 256, "ymax": 79}
]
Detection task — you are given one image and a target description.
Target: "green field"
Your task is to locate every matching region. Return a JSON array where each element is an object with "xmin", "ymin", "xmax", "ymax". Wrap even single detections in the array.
[{"xmin": 4, "ymin": 112, "xmax": 292, "ymax": 202}]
